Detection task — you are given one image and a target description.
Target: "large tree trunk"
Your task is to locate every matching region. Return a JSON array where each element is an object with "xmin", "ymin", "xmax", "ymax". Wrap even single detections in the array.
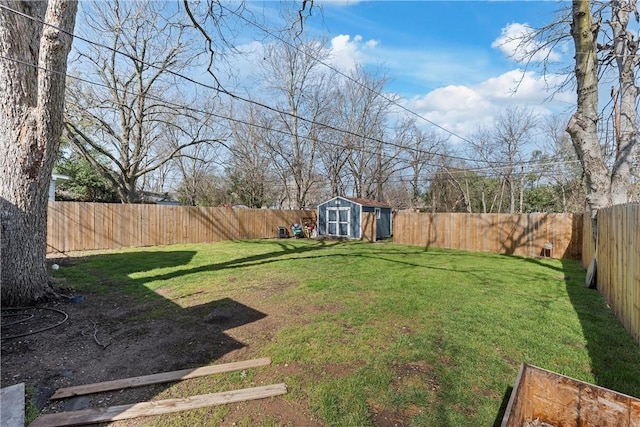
[
  {"xmin": 566, "ymin": 0, "xmax": 638, "ymax": 242},
  {"xmin": 609, "ymin": 0, "xmax": 639, "ymax": 205},
  {"xmin": 566, "ymin": 0, "xmax": 610, "ymax": 226},
  {"xmin": 0, "ymin": 0, "xmax": 77, "ymax": 306}
]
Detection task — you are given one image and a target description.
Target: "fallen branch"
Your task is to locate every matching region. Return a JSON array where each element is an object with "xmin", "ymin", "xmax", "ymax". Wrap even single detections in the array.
[{"xmin": 91, "ymin": 321, "xmax": 110, "ymax": 349}]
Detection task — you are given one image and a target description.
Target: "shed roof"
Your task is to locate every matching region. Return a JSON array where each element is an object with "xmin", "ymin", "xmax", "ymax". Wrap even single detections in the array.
[{"xmin": 343, "ymin": 197, "xmax": 391, "ymax": 208}]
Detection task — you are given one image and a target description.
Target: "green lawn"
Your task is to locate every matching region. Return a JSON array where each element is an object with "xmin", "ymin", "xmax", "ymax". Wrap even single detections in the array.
[{"xmin": 54, "ymin": 239, "xmax": 640, "ymax": 426}]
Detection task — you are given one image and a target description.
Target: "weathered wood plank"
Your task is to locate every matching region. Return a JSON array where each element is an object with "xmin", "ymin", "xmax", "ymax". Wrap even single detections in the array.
[
  {"xmin": 502, "ymin": 364, "xmax": 640, "ymax": 427},
  {"xmin": 51, "ymin": 357, "xmax": 272, "ymax": 399},
  {"xmin": 31, "ymin": 383, "xmax": 287, "ymax": 427}
]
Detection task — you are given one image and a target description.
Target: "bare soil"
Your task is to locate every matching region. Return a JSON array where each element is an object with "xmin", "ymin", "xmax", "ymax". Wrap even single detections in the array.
[{"xmin": 0, "ymin": 256, "xmax": 324, "ymax": 426}]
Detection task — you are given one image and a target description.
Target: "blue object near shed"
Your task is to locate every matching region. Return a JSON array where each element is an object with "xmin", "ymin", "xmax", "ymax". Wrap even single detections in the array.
[{"xmin": 317, "ymin": 196, "xmax": 392, "ymax": 240}]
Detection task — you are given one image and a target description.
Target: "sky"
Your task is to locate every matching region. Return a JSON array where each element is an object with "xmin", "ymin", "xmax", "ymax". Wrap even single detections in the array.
[
  {"xmin": 71, "ymin": 0, "xmax": 578, "ymax": 147},
  {"xmin": 235, "ymin": 0, "xmax": 576, "ymax": 143}
]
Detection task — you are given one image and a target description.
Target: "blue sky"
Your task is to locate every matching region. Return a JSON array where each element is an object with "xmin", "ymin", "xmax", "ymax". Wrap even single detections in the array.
[
  {"xmin": 314, "ymin": 1, "xmax": 565, "ymax": 92},
  {"xmin": 72, "ymin": 1, "xmax": 576, "ymax": 143},
  {"xmin": 235, "ymin": 0, "xmax": 576, "ymax": 141},
  {"xmin": 312, "ymin": 1, "xmax": 574, "ymax": 139}
]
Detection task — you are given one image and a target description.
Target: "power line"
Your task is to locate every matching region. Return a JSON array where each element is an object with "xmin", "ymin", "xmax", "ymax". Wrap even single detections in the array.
[
  {"xmin": 0, "ymin": 3, "xmax": 585, "ymax": 182},
  {"xmin": 1, "ymin": 3, "xmax": 449, "ymax": 161},
  {"xmin": 0, "ymin": 53, "xmax": 404, "ymax": 165},
  {"xmin": 218, "ymin": 2, "xmax": 477, "ymax": 145},
  {"xmin": 0, "ymin": 2, "xmax": 543, "ymax": 168},
  {"xmin": 0, "ymin": 52, "xmax": 582, "ymax": 180}
]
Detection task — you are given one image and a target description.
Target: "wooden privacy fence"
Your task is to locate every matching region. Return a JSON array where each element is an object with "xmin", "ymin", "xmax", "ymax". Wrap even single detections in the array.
[
  {"xmin": 47, "ymin": 202, "xmax": 316, "ymax": 254},
  {"xmin": 582, "ymin": 203, "xmax": 639, "ymax": 345},
  {"xmin": 393, "ymin": 212, "xmax": 583, "ymax": 259}
]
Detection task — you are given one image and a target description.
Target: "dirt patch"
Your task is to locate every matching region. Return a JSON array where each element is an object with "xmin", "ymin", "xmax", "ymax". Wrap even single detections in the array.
[{"xmin": 0, "ymin": 266, "xmax": 316, "ymax": 426}]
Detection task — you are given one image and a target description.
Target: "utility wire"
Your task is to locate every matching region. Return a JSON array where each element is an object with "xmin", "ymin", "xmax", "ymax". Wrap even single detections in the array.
[
  {"xmin": 0, "ymin": 52, "xmax": 581, "ymax": 180},
  {"xmin": 0, "ymin": 2, "xmax": 553, "ymax": 168},
  {"xmin": 218, "ymin": 2, "xmax": 476, "ymax": 145}
]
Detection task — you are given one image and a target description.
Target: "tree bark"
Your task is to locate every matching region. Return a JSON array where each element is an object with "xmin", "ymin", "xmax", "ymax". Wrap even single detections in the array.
[
  {"xmin": 609, "ymin": 0, "xmax": 639, "ymax": 205},
  {"xmin": 0, "ymin": 0, "xmax": 78, "ymax": 306},
  {"xmin": 566, "ymin": 0, "xmax": 610, "ymax": 225}
]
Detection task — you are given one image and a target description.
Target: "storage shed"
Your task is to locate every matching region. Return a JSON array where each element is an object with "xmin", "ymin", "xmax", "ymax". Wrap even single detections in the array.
[{"xmin": 317, "ymin": 196, "xmax": 392, "ymax": 240}]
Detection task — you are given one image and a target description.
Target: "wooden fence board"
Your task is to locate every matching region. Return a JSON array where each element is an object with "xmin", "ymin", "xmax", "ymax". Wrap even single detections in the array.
[
  {"xmin": 580, "ymin": 204, "xmax": 640, "ymax": 345},
  {"xmin": 46, "ymin": 202, "xmax": 637, "ymax": 344},
  {"xmin": 47, "ymin": 202, "xmax": 318, "ymax": 252},
  {"xmin": 393, "ymin": 211, "xmax": 583, "ymax": 260}
]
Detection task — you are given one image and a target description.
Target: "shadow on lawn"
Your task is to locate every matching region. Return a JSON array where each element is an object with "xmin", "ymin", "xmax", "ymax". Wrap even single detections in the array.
[
  {"xmin": 30, "ymin": 241, "xmax": 640, "ymax": 425},
  {"xmin": 559, "ymin": 257, "xmax": 640, "ymax": 398},
  {"xmin": 491, "ymin": 255, "xmax": 640, "ymax": 425},
  {"xmin": 115, "ymin": 239, "xmax": 342, "ymax": 286},
  {"xmin": 1, "ymin": 248, "xmax": 286, "ymax": 423}
]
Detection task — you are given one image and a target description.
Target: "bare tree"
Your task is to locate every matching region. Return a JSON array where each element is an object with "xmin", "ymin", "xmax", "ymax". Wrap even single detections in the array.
[
  {"xmin": 1, "ymin": 0, "xmax": 78, "ymax": 305},
  {"xmin": 429, "ymin": 162, "xmax": 477, "ymax": 213},
  {"xmin": 469, "ymin": 107, "xmax": 538, "ymax": 213},
  {"xmin": 395, "ymin": 118, "xmax": 446, "ymax": 209},
  {"xmin": 165, "ymin": 101, "xmax": 226, "ymax": 206},
  {"xmin": 604, "ymin": 0, "xmax": 638, "ymax": 204},
  {"xmin": 318, "ymin": 86, "xmax": 351, "ymax": 198},
  {"xmin": 65, "ymin": 1, "xmax": 222, "ymax": 203},
  {"xmin": 539, "ymin": 114, "xmax": 586, "ymax": 212},
  {"xmin": 566, "ymin": 0, "xmax": 613, "ymax": 221},
  {"xmin": 225, "ymin": 104, "xmax": 278, "ymax": 208},
  {"xmin": 335, "ymin": 66, "xmax": 394, "ymax": 200},
  {"xmin": 511, "ymin": 1, "xmax": 638, "ymax": 231},
  {"xmin": 261, "ymin": 37, "xmax": 331, "ymax": 209}
]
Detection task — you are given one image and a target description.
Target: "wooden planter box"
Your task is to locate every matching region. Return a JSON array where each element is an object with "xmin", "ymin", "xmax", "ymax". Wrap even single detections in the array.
[{"xmin": 501, "ymin": 364, "xmax": 640, "ymax": 427}]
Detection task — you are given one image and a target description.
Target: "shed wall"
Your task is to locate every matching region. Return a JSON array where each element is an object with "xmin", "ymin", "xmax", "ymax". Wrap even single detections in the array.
[
  {"xmin": 361, "ymin": 206, "xmax": 392, "ymax": 239},
  {"xmin": 317, "ymin": 198, "xmax": 361, "ymax": 239}
]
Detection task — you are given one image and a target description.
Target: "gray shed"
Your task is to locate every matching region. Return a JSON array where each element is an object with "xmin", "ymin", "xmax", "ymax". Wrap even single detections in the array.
[{"xmin": 317, "ymin": 196, "xmax": 392, "ymax": 240}]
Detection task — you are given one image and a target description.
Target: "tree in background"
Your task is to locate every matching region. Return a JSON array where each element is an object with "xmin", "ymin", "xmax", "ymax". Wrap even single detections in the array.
[
  {"xmin": 54, "ymin": 154, "xmax": 119, "ymax": 202},
  {"xmin": 225, "ymin": 104, "xmax": 278, "ymax": 208},
  {"xmin": 172, "ymin": 141, "xmax": 227, "ymax": 206},
  {"xmin": 65, "ymin": 0, "xmax": 223, "ymax": 203},
  {"xmin": 538, "ymin": 115, "xmax": 585, "ymax": 212},
  {"xmin": 0, "ymin": 0, "xmax": 78, "ymax": 305},
  {"xmin": 318, "ymin": 84, "xmax": 351, "ymax": 198},
  {"xmin": 261, "ymin": 37, "xmax": 331, "ymax": 209},
  {"xmin": 395, "ymin": 118, "xmax": 445, "ymax": 209},
  {"xmin": 338, "ymin": 66, "xmax": 395, "ymax": 200},
  {"xmin": 175, "ymin": 170, "xmax": 230, "ymax": 207},
  {"xmin": 469, "ymin": 107, "xmax": 538, "ymax": 214}
]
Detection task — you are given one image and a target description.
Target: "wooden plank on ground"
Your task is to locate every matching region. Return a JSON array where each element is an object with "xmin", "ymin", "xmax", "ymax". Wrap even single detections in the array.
[
  {"xmin": 31, "ymin": 383, "xmax": 287, "ymax": 427},
  {"xmin": 51, "ymin": 357, "xmax": 271, "ymax": 399}
]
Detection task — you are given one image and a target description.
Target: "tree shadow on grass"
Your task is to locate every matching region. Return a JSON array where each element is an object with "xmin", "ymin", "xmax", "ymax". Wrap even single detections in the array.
[
  {"xmin": 0, "ymin": 248, "xmax": 288, "ymax": 424},
  {"xmin": 105, "ymin": 239, "xmax": 343, "ymax": 287},
  {"xmin": 559, "ymin": 258, "xmax": 640, "ymax": 398},
  {"xmin": 490, "ymin": 256, "xmax": 640, "ymax": 425}
]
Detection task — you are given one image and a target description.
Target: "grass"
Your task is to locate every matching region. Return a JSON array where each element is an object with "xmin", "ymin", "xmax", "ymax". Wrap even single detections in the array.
[
  {"xmin": 54, "ymin": 239, "xmax": 640, "ymax": 426},
  {"xmin": 25, "ymin": 386, "xmax": 39, "ymax": 425}
]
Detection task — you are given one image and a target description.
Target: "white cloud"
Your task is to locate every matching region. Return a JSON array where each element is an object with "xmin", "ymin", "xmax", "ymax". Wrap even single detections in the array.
[
  {"xmin": 492, "ymin": 23, "xmax": 562, "ymax": 63},
  {"xmin": 404, "ymin": 69, "xmax": 573, "ymax": 141},
  {"xmin": 328, "ymin": 34, "xmax": 379, "ymax": 72}
]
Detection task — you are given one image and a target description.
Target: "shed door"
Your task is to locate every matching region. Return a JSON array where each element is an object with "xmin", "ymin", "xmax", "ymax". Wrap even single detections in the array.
[{"xmin": 327, "ymin": 207, "xmax": 350, "ymax": 237}]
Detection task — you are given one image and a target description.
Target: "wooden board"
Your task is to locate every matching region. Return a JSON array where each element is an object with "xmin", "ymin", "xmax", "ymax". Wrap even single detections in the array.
[
  {"xmin": 51, "ymin": 357, "xmax": 271, "ymax": 399},
  {"xmin": 30, "ymin": 383, "xmax": 287, "ymax": 427},
  {"xmin": 501, "ymin": 364, "xmax": 640, "ymax": 427}
]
